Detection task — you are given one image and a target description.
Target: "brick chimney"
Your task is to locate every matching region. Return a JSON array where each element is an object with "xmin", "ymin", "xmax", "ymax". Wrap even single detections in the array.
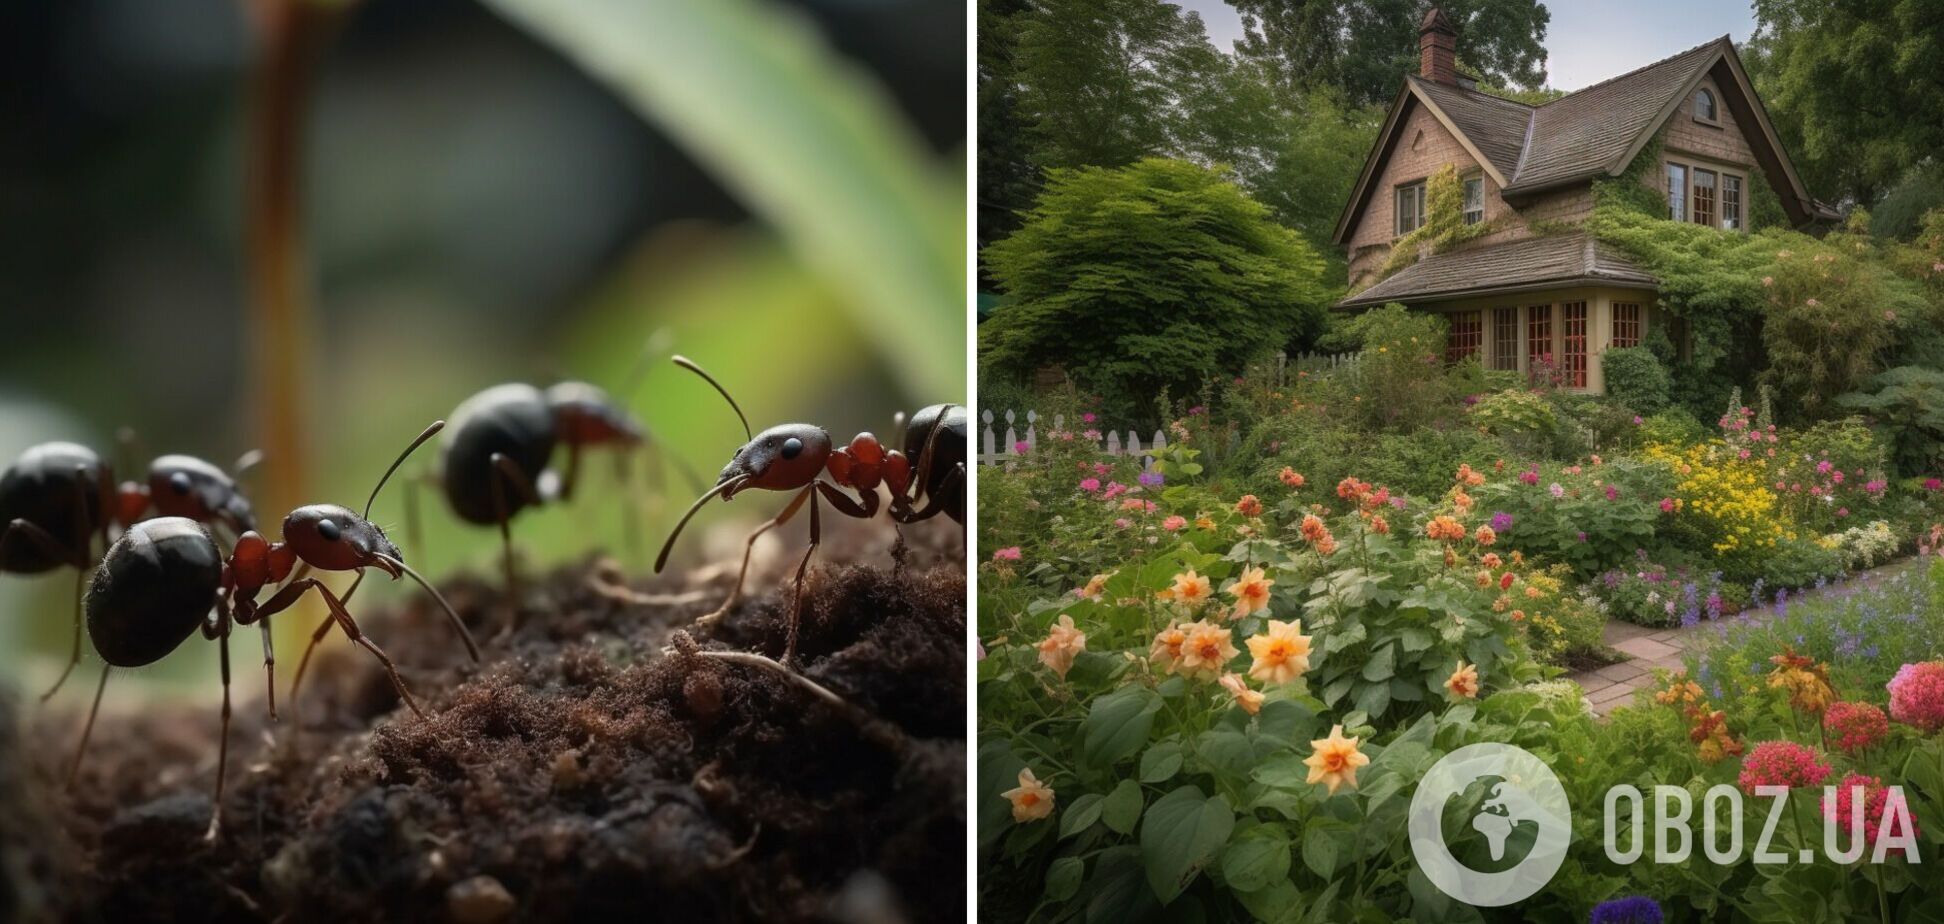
[{"xmin": 1419, "ymin": 7, "xmax": 1458, "ymax": 85}]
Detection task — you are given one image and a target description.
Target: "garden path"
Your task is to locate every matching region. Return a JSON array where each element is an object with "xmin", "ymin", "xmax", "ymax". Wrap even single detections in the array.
[{"xmin": 1565, "ymin": 557, "xmax": 1928, "ymax": 716}]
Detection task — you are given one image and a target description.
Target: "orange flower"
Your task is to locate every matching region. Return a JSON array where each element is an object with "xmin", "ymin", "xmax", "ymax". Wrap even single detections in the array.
[
  {"xmin": 1315, "ymin": 534, "xmax": 1338, "ymax": 555},
  {"xmin": 1279, "ymin": 467, "xmax": 1306, "ymax": 488},
  {"xmin": 1303, "ymin": 724, "xmax": 1370, "ymax": 796},
  {"xmin": 1236, "ymin": 494, "xmax": 1263, "ymax": 517},
  {"xmin": 1336, "ymin": 477, "xmax": 1371, "ymax": 503},
  {"xmin": 1300, "ymin": 514, "xmax": 1329, "ymax": 542},
  {"xmin": 1456, "ymin": 463, "xmax": 1485, "ymax": 486},
  {"xmin": 1178, "ymin": 620, "xmax": 1239, "ymax": 679},
  {"xmin": 1195, "ymin": 516, "xmax": 1216, "ymax": 531},
  {"xmin": 1150, "ymin": 624, "xmax": 1189, "ymax": 672},
  {"xmin": 1245, "ymin": 619, "xmax": 1312, "ymax": 684},
  {"xmin": 1219, "ymin": 673, "xmax": 1265, "ymax": 715},
  {"xmin": 1036, "ymin": 614, "xmax": 1086, "ymax": 679},
  {"xmin": 1227, "ymin": 566, "xmax": 1275, "ymax": 619},
  {"xmin": 1369, "ymin": 515, "xmax": 1389, "ymax": 535},
  {"xmin": 1509, "ymin": 608, "xmax": 1525, "ymax": 621},
  {"xmin": 1452, "ymin": 490, "xmax": 1475, "ymax": 512},
  {"xmin": 1001, "ymin": 768, "xmax": 1055, "ymax": 822},
  {"xmin": 1164, "ymin": 569, "xmax": 1212, "ymax": 604},
  {"xmin": 1077, "ymin": 573, "xmax": 1111, "ymax": 600},
  {"xmin": 1473, "ymin": 525, "xmax": 1497, "ymax": 546},
  {"xmin": 1481, "ymin": 552, "xmax": 1502, "ymax": 569},
  {"xmin": 1426, "ymin": 515, "xmax": 1466, "ymax": 541},
  {"xmin": 1445, "ymin": 661, "xmax": 1480, "ymax": 699}
]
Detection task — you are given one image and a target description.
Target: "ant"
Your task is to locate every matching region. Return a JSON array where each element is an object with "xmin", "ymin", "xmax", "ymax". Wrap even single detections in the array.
[
  {"xmin": 414, "ymin": 368, "xmax": 696, "ymax": 597},
  {"xmin": 75, "ymin": 420, "xmax": 478, "ymax": 840},
  {"xmin": 2, "ymin": 441, "xmax": 264, "ymax": 704},
  {"xmin": 653, "ymin": 356, "xmax": 964, "ymax": 662}
]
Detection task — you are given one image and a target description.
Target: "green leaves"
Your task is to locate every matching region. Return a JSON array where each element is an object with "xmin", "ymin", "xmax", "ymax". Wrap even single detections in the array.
[
  {"xmin": 1140, "ymin": 786, "xmax": 1235, "ymax": 904},
  {"xmin": 1300, "ymin": 817, "xmax": 1354, "ymax": 879},
  {"xmin": 1081, "ymin": 684, "xmax": 1164, "ymax": 770},
  {"xmin": 1220, "ymin": 827, "xmax": 1292, "ymax": 893},
  {"xmin": 1102, "ymin": 780, "xmax": 1145, "ymax": 835}
]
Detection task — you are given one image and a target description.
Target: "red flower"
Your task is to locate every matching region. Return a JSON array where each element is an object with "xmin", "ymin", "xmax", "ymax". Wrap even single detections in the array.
[
  {"xmin": 1737, "ymin": 740, "xmax": 1831, "ymax": 793},
  {"xmin": 1823, "ymin": 701, "xmax": 1889, "ymax": 754},
  {"xmin": 1823, "ymin": 773, "xmax": 1920, "ymax": 856}
]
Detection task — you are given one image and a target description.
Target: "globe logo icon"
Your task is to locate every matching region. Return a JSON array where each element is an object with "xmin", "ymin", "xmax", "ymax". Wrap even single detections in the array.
[{"xmin": 1408, "ymin": 744, "xmax": 1571, "ymax": 906}]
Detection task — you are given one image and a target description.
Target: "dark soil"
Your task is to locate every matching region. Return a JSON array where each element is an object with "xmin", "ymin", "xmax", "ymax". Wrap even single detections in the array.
[{"xmin": 4, "ymin": 521, "xmax": 965, "ymax": 924}]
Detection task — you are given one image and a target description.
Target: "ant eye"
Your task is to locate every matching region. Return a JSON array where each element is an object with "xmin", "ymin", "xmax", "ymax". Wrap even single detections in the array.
[
  {"xmin": 781, "ymin": 437, "xmax": 803, "ymax": 460},
  {"xmin": 316, "ymin": 518, "xmax": 341, "ymax": 542},
  {"xmin": 169, "ymin": 472, "xmax": 192, "ymax": 495}
]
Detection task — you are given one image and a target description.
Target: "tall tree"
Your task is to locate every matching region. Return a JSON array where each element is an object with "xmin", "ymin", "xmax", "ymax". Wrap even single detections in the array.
[
  {"xmin": 1748, "ymin": 0, "xmax": 1944, "ymax": 207},
  {"xmin": 1227, "ymin": 0, "xmax": 1550, "ymax": 107},
  {"xmin": 979, "ymin": 0, "xmax": 1038, "ymax": 253}
]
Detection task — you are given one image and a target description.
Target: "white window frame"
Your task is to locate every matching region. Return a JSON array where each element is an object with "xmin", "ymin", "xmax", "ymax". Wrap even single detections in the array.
[
  {"xmin": 1722, "ymin": 173, "xmax": 1743, "ymax": 230},
  {"xmin": 1694, "ymin": 88, "xmax": 1719, "ymax": 124},
  {"xmin": 1462, "ymin": 176, "xmax": 1485, "ymax": 225},
  {"xmin": 1395, "ymin": 182, "xmax": 1426, "ymax": 236},
  {"xmin": 1666, "ymin": 163, "xmax": 1687, "ymax": 221}
]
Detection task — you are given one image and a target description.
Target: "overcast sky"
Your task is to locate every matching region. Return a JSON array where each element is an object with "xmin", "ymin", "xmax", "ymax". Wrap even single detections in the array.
[{"xmin": 1173, "ymin": 0, "xmax": 1758, "ymax": 91}]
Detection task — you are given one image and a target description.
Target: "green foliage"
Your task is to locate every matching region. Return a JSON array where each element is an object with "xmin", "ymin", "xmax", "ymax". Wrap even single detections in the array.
[
  {"xmin": 1638, "ymin": 407, "xmax": 1709, "ymax": 447},
  {"xmin": 1472, "ymin": 460, "xmax": 1671, "ymax": 575},
  {"xmin": 1874, "ymin": 164, "xmax": 1944, "ymax": 242},
  {"xmin": 1319, "ymin": 304, "xmax": 1486, "ymax": 433},
  {"xmin": 1469, "ymin": 389, "xmax": 1562, "ymax": 456},
  {"xmin": 1601, "ymin": 347, "xmax": 1672, "ymax": 414},
  {"xmin": 1839, "ymin": 366, "xmax": 1944, "ymax": 476},
  {"xmin": 1228, "ymin": 0, "xmax": 1552, "ymax": 107},
  {"xmin": 976, "ymin": 0, "xmax": 1037, "ymax": 251},
  {"xmin": 1371, "ymin": 164, "xmax": 1497, "ymax": 282},
  {"xmin": 980, "ymin": 158, "xmax": 1327, "ymax": 421}
]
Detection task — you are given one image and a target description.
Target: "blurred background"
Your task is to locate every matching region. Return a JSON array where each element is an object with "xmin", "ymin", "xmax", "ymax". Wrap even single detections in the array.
[{"xmin": 0, "ymin": 0, "xmax": 965, "ymax": 697}]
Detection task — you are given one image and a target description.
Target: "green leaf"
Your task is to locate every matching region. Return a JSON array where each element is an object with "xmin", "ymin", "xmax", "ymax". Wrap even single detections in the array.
[
  {"xmin": 1046, "ymin": 856, "xmax": 1085, "ymax": 902},
  {"xmin": 1324, "ymin": 621, "xmax": 1367, "ymax": 652},
  {"xmin": 1140, "ymin": 741, "xmax": 1185, "ymax": 783},
  {"xmin": 1301, "ymin": 817, "xmax": 1354, "ymax": 878},
  {"xmin": 1140, "ymin": 787, "xmax": 1235, "ymax": 904},
  {"xmin": 1061, "ymin": 792, "xmax": 1105, "ymax": 840},
  {"xmin": 476, "ymin": 0, "xmax": 962, "ymax": 398},
  {"xmin": 1354, "ymin": 680, "xmax": 1392, "ymax": 719},
  {"xmin": 1081, "ymin": 685, "xmax": 1164, "ymax": 769},
  {"xmin": 1221, "ymin": 827, "xmax": 1292, "ymax": 893},
  {"xmin": 1103, "ymin": 779, "xmax": 1144, "ymax": 834},
  {"xmin": 1361, "ymin": 643, "xmax": 1396, "ymax": 682}
]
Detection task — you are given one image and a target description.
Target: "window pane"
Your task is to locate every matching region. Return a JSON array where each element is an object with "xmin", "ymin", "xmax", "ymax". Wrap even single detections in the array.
[
  {"xmin": 1666, "ymin": 164, "xmax": 1687, "ymax": 221},
  {"xmin": 1611, "ymin": 302, "xmax": 1641, "ymax": 348},
  {"xmin": 1526, "ymin": 304, "xmax": 1553, "ymax": 380},
  {"xmin": 1693, "ymin": 169, "xmax": 1716, "ymax": 227},
  {"xmin": 1562, "ymin": 301, "xmax": 1588, "ymax": 388},
  {"xmin": 1695, "ymin": 89, "xmax": 1715, "ymax": 120},
  {"xmin": 1446, "ymin": 310, "xmax": 1482, "ymax": 363},
  {"xmin": 1492, "ymin": 308, "xmax": 1519, "ymax": 370},
  {"xmin": 1397, "ymin": 183, "xmax": 1425, "ymax": 235},
  {"xmin": 1723, "ymin": 175, "xmax": 1742, "ymax": 230},
  {"xmin": 1463, "ymin": 178, "xmax": 1484, "ymax": 225}
]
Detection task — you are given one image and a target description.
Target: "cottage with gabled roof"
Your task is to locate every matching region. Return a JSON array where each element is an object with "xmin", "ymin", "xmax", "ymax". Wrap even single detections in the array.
[{"xmin": 1333, "ymin": 8, "xmax": 1836, "ymax": 393}]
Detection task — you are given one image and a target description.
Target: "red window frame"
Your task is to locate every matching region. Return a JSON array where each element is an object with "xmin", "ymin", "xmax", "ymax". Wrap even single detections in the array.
[
  {"xmin": 1446, "ymin": 310, "xmax": 1483, "ymax": 363},
  {"xmin": 1562, "ymin": 301, "xmax": 1589, "ymax": 387},
  {"xmin": 1526, "ymin": 304, "xmax": 1553, "ymax": 376},
  {"xmin": 1491, "ymin": 307, "xmax": 1519, "ymax": 370},
  {"xmin": 1611, "ymin": 302, "xmax": 1642, "ymax": 349}
]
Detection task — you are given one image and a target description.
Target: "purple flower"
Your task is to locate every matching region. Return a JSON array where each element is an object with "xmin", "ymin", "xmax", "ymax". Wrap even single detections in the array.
[
  {"xmin": 1576, "ymin": 531, "xmax": 1588, "ymax": 543},
  {"xmin": 1138, "ymin": 471, "xmax": 1164, "ymax": 488},
  {"xmin": 1590, "ymin": 897, "xmax": 1663, "ymax": 924},
  {"xmin": 1489, "ymin": 511, "xmax": 1514, "ymax": 532}
]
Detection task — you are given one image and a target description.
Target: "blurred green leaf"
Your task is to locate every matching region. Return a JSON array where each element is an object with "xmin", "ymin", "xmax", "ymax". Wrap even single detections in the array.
[{"xmin": 479, "ymin": 0, "xmax": 964, "ymax": 399}]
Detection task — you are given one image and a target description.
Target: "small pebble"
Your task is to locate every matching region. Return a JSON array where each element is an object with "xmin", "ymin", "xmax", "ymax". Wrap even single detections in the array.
[
  {"xmin": 446, "ymin": 875, "xmax": 515, "ymax": 924},
  {"xmin": 551, "ymin": 749, "xmax": 584, "ymax": 791}
]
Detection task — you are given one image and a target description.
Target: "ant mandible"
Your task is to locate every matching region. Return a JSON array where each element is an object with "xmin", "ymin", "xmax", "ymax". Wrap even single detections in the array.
[
  {"xmin": 653, "ymin": 356, "xmax": 965, "ymax": 663},
  {"xmin": 76, "ymin": 420, "xmax": 479, "ymax": 840}
]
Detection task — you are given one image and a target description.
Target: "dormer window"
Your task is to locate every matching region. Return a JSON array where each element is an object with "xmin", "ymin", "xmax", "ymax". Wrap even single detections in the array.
[{"xmin": 1694, "ymin": 88, "xmax": 1718, "ymax": 123}]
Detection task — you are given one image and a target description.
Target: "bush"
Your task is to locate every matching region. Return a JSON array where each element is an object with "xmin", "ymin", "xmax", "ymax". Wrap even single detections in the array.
[
  {"xmin": 980, "ymin": 158, "xmax": 1328, "ymax": 422},
  {"xmin": 1470, "ymin": 459, "xmax": 1670, "ymax": 575},
  {"xmin": 1469, "ymin": 389, "xmax": 1561, "ymax": 456},
  {"xmin": 1601, "ymin": 346, "xmax": 1671, "ymax": 414},
  {"xmin": 1637, "ymin": 407, "xmax": 1708, "ymax": 447},
  {"xmin": 1839, "ymin": 365, "xmax": 1944, "ymax": 477}
]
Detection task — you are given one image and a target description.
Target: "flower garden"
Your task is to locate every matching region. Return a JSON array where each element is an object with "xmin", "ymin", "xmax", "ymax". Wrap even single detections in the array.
[{"xmin": 975, "ymin": 313, "xmax": 1944, "ymax": 921}]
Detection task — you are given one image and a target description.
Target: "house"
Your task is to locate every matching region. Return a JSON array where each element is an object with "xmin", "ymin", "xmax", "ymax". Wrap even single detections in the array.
[{"xmin": 1332, "ymin": 8, "xmax": 1835, "ymax": 393}]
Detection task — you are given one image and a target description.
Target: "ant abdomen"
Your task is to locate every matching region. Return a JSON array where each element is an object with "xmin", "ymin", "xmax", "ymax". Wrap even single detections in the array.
[
  {"xmin": 439, "ymin": 383, "xmax": 557, "ymax": 525},
  {"xmin": 902, "ymin": 404, "xmax": 966, "ymax": 524},
  {"xmin": 0, "ymin": 441, "xmax": 113, "ymax": 573},
  {"xmin": 84, "ymin": 517, "xmax": 222, "ymax": 668}
]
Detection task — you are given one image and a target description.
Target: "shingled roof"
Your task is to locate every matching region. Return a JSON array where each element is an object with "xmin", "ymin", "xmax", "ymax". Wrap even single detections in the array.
[
  {"xmin": 1337, "ymin": 232, "xmax": 1657, "ymax": 308},
  {"xmin": 1333, "ymin": 36, "xmax": 1829, "ymax": 246}
]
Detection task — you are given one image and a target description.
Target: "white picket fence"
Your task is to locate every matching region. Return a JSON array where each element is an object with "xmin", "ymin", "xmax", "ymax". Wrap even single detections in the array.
[{"xmin": 978, "ymin": 351, "xmax": 1356, "ymax": 468}]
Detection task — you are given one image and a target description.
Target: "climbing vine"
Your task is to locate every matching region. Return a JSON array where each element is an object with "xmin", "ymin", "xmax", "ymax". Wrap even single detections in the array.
[{"xmin": 1369, "ymin": 164, "xmax": 1501, "ymax": 282}]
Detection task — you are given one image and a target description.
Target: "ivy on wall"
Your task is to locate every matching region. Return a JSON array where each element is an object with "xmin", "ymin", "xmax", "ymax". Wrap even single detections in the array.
[{"xmin": 1367, "ymin": 164, "xmax": 1501, "ymax": 284}]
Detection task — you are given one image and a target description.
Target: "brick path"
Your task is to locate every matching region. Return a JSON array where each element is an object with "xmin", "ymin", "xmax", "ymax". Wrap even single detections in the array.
[{"xmin": 1565, "ymin": 557, "xmax": 1926, "ymax": 716}]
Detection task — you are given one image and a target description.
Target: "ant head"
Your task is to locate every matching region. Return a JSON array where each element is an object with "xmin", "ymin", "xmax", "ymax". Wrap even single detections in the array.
[
  {"xmin": 720, "ymin": 424, "xmax": 831, "ymax": 496},
  {"xmin": 282, "ymin": 504, "xmax": 404, "ymax": 575},
  {"xmin": 146, "ymin": 455, "xmax": 241, "ymax": 528},
  {"xmin": 545, "ymin": 381, "xmax": 643, "ymax": 447}
]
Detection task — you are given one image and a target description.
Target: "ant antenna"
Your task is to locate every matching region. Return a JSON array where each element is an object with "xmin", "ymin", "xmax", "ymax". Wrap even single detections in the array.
[
  {"xmin": 672, "ymin": 356, "xmax": 750, "ymax": 441},
  {"xmin": 365, "ymin": 420, "xmax": 445, "ymax": 518},
  {"xmin": 617, "ymin": 328, "xmax": 676, "ymax": 400},
  {"xmin": 655, "ymin": 475, "xmax": 746, "ymax": 573},
  {"xmin": 373, "ymin": 552, "xmax": 481, "ymax": 662},
  {"xmin": 232, "ymin": 449, "xmax": 265, "ymax": 481}
]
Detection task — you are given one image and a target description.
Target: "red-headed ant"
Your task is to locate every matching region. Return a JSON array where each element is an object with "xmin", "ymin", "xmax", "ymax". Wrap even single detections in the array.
[
  {"xmin": 654, "ymin": 356, "xmax": 964, "ymax": 662},
  {"xmin": 75, "ymin": 420, "xmax": 478, "ymax": 840}
]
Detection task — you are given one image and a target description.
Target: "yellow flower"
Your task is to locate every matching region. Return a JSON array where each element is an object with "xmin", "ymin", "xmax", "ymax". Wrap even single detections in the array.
[
  {"xmin": 1219, "ymin": 673, "xmax": 1265, "ymax": 715},
  {"xmin": 1036, "ymin": 614, "xmax": 1086, "ymax": 679},
  {"xmin": 1445, "ymin": 660, "xmax": 1480, "ymax": 699},
  {"xmin": 1001, "ymin": 768, "xmax": 1055, "ymax": 822},
  {"xmin": 1303, "ymin": 724, "xmax": 1369, "ymax": 796},
  {"xmin": 1178, "ymin": 619, "xmax": 1239, "ymax": 680},
  {"xmin": 1227, "ymin": 566, "xmax": 1275, "ymax": 620},
  {"xmin": 1245, "ymin": 619, "xmax": 1312, "ymax": 684},
  {"xmin": 1167, "ymin": 569, "xmax": 1213, "ymax": 605}
]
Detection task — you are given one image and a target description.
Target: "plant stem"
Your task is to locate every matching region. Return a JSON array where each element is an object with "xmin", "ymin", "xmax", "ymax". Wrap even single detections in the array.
[{"xmin": 1870, "ymin": 858, "xmax": 1891, "ymax": 924}]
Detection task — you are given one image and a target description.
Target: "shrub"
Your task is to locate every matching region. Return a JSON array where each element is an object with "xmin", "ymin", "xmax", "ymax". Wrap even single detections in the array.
[
  {"xmin": 1469, "ymin": 389, "xmax": 1561, "ymax": 456},
  {"xmin": 1839, "ymin": 365, "xmax": 1944, "ymax": 477},
  {"xmin": 1470, "ymin": 459, "xmax": 1669, "ymax": 575},
  {"xmin": 1638, "ymin": 407, "xmax": 1708, "ymax": 447},
  {"xmin": 1601, "ymin": 346, "xmax": 1671, "ymax": 414}
]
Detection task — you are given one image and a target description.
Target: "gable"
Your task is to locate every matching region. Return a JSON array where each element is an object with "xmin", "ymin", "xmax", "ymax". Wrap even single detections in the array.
[{"xmin": 1340, "ymin": 99, "xmax": 1484, "ymax": 255}]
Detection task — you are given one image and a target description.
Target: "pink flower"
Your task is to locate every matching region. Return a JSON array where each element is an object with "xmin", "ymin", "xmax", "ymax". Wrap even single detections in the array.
[
  {"xmin": 1659, "ymin": 497, "xmax": 1676, "ymax": 513},
  {"xmin": 1114, "ymin": 517, "xmax": 1131, "ymax": 529},
  {"xmin": 1822, "ymin": 773, "xmax": 1920, "ymax": 855},
  {"xmin": 1806, "ymin": 298, "xmax": 1820, "ymax": 307},
  {"xmin": 1927, "ymin": 478, "xmax": 1943, "ymax": 492},
  {"xmin": 1519, "ymin": 470, "xmax": 1540, "ymax": 486},
  {"xmin": 1162, "ymin": 515, "xmax": 1187, "ymax": 531},
  {"xmin": 1102, "ymin": 482, "xmax": 1127, "ymax": 500},
  {"xmin": 1823, "ymin": 702, "xmax": 1889, "ymax": 754},
  {"xmin": 1093, "ymin": 462, "xmax": 1110, "ymax": 475},
  {"xmin": 1837, "ymin": 507, "xmax": 1849, "ymax": 518},
  {"xmin": 1082, "ymin": 412, "xmax": 1096, "ymax": 423},
  {"xmin": 1082, "ymin": 429, "xmax": 1102, "ymax": 440},
  {"xmin": 1889, "ymin": 661, "xmax": 1944, "ymax": 731},
  {"xmin": 1604, "ymin": 485, "xmax": 1619, "ymax": 501},
  {"xmin": 992, "ymin": 547, "xmax": 1022, "ymax": 561},
  {"xmin": 1633, "ymin": 416, "xmax": 1644, "ymax": 425},
  {"xmin": 1079, "ymin": 478, "xmax": 1101, "ymax": 493},
  {"xmin": 1737, "ymin": 740, "xmax": 1832, "ymax": 793},
  {"xmin": 1013, "ymin": 440, "xmax": 1030, "ymax": 454}
]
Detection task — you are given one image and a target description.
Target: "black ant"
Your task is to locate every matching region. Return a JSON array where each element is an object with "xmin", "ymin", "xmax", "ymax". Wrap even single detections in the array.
[
  {"xmin": 653, "ymin": 356, "xmax": 964, "ymax": 662},
  {"xmin": 75, "ymin": 420, "xmax": 478, "ymax": 839},
  {"xmin": 414, "ymin": 370, "xmax": 696, "ymax": 597}
]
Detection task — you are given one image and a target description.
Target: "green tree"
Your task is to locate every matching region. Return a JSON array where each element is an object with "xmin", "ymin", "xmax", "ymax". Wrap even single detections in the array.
[
  {"xmin": 978, "ymin": 0, "xmax": 1039, "ymax": 253},
  {"xmin": 1228, "ymin": 0, "xmax": 1551, "ymax": 106},
  {"xmin": 981, "ymin": 158, "xmax": 1328, "ymax": 419},
  {"xmin": 1013, "ymin": 0, "xmax": 1224, "ymax": 170},
  {"xmin": 1748, "ymin": 0, "xmax": 1944, "ymax": 206}
]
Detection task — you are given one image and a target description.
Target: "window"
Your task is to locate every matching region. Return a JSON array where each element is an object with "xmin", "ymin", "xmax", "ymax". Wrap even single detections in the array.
[
  {"xmin": 1492, "ymin": 308, "xmax": 1519, "ymax": 370},
  {"xmin": 1562, "ymin": 301, "xmax": 1588, "ymax": 387},
  {"xmin": 1526, "ymin": 304, "xmax": 1553, "ymax": 376},
  {"xmin": 1395, "ymin": 182, "xmax": 1426, "ymax": 236},
  {"xmin": 1722, "ymin": 174, "xmax": 1743, "ymax": 230},
  {"xmin": 1611, "ymin": 302, "xmax": 1642, "ymax": 348},
  {"xmin": 1666, "ymin": 163, "xmax": 1687, "ymax": 221},
  {"xmin": 1692, "ymin": 168, "xmax": 1716, "ymax": 228},
  {"xmin": 1694, "ymin": 88, "xmax": 1717, "ymax": 122},
  {"xmin": 1463, "ymin": 177, "xmax": 1485, "ymax": 225},
  {"xmin": 1446, "ymin": 310, "xmax": 1483, "ymax": 363}
]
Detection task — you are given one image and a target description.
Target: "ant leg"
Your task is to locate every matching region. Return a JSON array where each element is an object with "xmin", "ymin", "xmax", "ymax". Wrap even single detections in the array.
[
  {"xmin": 204, "ymin": 608, "xmax": 233, "ymax": 841},
  {"xmin": 65, "ymin": 665, "xmax": 110, "ymax": 791},
  {"xmin": 892, "ymin": 464, "xmax": 963, "ymax": 524},
  {"xmin": 698, "ymin": 484, "xmax": 813, "ymax": 629},
  {"xmin": 488, "ymin": 453, "xmax": 542, "ymax": 601},
  {"xmin": 2, "ymin": 519, "xmax": 84, "ymax": 701},
  {"xmin": 258, "ymin": 577, "xmax": 425, "ymax": 719},
  {"xmin": 287, "ymin": 609, "xmax": 338, "ymax": 738},
  {"xmin": 558, "ymin": 443, "xmax": 582, "ymax": 504},
  {"xmin": 259, "ymin": 615, "xmax": 277, "ymax": 722},
  {"xmin": 43, "ymin": 568, "xmax": 86, "ymax": 702},
  {"xmin": 782, "ymin": 490, "xmax": 824, "ymax": 665}
]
